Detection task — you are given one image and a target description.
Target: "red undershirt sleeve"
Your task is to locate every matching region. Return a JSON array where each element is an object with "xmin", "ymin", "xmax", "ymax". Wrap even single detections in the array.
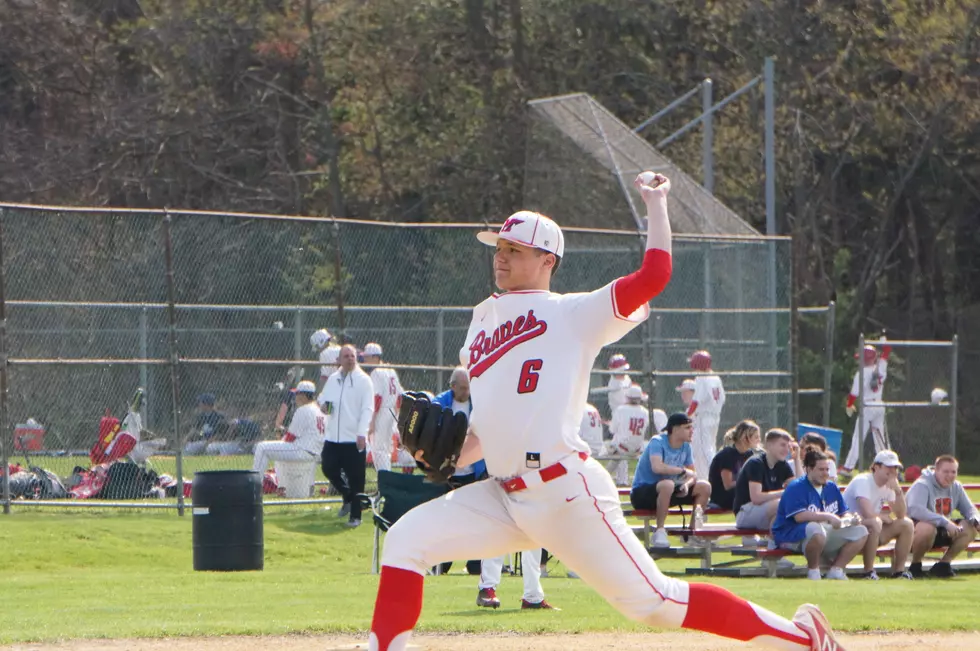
[{"xmin": 611, "ymin": 249, "xmax": 672, "ymax": 318}]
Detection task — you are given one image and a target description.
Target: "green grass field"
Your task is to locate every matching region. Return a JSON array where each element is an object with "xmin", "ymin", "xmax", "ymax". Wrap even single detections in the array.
[{"xmin": 2, "ymin": 480, "xmax": 980, "ymax": 644}]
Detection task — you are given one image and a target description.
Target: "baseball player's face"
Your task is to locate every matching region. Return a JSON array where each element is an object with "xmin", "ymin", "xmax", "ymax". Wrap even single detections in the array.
[
  {"xmin": 493, "ymin": 241, "xmax": 553, "ymax": 291},
  {"xmin": 935, "ymin": 460, "xmax": 958, "ymax": 487}
]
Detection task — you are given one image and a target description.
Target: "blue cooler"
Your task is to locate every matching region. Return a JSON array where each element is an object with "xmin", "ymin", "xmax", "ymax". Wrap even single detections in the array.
[{"xmin": 797, "ymin": 423, "xmax": 843, "ymax": 458}]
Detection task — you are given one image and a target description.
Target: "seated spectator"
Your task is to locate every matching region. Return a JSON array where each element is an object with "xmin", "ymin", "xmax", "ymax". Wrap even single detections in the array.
[
  {"xmin": 708, "ymin": 420, "xmax": 761, "ymax": 510},
  {"xmin": 732, "ymin": 428, "xmax": 798, "ymax": 537},
  {"xmin": 206, "ymin": 418, "xmax": 262, "ymax": 456},
  {"xmin": 630, "ymin": 412, "xmax": 710, "ymax": 548},
  {"xmin": 906, "ymin": 454, "xmax": 980, "ymax": 578},
  {"xmin": 252, "ymin": 381, "xmax": 323, "ymax": 473},
  {"xmin": 183, "ymin": 393, "xmax": 226, "ymax": 455},
  {"xmin": 773, "ymin": 449, "xmax": 869, "ymax": 580},
  {"xmin": 842, "ymin": 450, "xmax": 914, "ymax": 580},
  {"xmin": 799, "ymin": 431, "xmax": 837, "ymax": 480}
]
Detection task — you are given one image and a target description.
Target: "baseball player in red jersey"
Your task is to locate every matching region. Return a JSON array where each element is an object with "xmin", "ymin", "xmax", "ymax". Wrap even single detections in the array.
[{"xmin": 367, "ymin": 173, "xmax": 844, "ymax": 651}]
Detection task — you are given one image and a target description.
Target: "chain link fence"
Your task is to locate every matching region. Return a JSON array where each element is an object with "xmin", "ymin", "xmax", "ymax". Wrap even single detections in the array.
[
  {"xmin": 0, "ymin": 204, "xmax": 826, "ymax": 513},
  {"xmin": 843, "ymin": 335, "xmax": 958, "ymax": 471}
]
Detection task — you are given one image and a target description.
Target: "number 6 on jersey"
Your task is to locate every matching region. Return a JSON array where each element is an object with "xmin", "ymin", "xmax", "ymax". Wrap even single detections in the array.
[{"xmin": 518, "ymin": 359, "xmax": 543, "ymax": 394}]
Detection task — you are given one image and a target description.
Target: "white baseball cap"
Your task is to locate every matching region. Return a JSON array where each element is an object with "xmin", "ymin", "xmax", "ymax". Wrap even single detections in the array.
[
  {"xmin": 476, "ymin": 211, "xmax": 565, "ymax": 258},
  {"xmin": 676, "ymin": 379, "xmax": 695, "ymax": 392},
  {"xmin": 931, "ymin": 388, "xmax": 949, "ymax": 404},
  {"xmin": 873, "ymin": 450, "xmax": 903, "ymax": 468},
  {"xmin": 363, "ymin": 342, "xmax": 383, "ymax": 357},
  {"xmin": 625, "ymin": 385, "xmax": 644, "ymax": 400},
  {"xmin": 295, "ymin": 380, "xmax": 317, "ymax": 395}
]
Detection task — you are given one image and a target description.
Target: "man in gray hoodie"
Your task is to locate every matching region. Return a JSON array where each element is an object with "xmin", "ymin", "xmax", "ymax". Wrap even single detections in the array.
[{"xmin": 906, "ymin": 454, "xmax": 979, "ymax": 578}]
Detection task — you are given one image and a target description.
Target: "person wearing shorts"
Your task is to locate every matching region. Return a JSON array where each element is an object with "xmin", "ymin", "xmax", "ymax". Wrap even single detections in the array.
[
  {"xmin": 773, "ymin": 449, "xmax": 868, "ymax": 580},
  {"xmin": 630, "ymin": 413, "xmax": 710, "ymax": 548}
]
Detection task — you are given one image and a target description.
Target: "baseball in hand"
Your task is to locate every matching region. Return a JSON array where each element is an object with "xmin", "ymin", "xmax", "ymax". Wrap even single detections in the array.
[{"xmin": 634, "ymin": 171, "xmax": 670, "ymax": 198}]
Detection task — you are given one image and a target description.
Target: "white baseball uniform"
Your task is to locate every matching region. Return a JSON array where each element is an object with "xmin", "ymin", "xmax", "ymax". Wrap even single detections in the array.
[
  {"xmin": 370, "ymin": 366, "xmax": 404, "ymax": 472},
  {"xmin": 843, "ymin": 359, "xmax": 889, "ymax": 470},
  {"xmin": 690, "ymin": 374, "xmax": 725, "ymax": 481},
  {"xmin": 606, "ymin": 375, "xmax": 632, "ymax": 417},
  {"xmin": 374, "ymin": 279, "xmax": 813, "ymax": 651},
  {"xmin": 606, "ymin": 403, "xmax": 649, "ymax": 486},
  {"xmin": 319, "ymin": 344, "xmax": 341, "ymax": 385},
  {"xmin": 578, "ymin": 403, "xmax": 605, "ymax": 457},
  {"xmin": 252, "ymin": 401, "xmax": 323, "ymax": 472}
]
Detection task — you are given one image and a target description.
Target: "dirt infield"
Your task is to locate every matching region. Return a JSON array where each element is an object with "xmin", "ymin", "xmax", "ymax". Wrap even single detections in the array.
[{"xmin": 5, "ymin": 631, "xmax": 980, "ymax": 651}]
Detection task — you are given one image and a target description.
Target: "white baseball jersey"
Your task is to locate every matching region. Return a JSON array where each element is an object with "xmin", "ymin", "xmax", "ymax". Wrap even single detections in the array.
[
  {"xmin": 370, "ymin": 366, "xmax": 404, "ymax": 435},
  {"xmin": 692, "ymin": 375, "xmax": 725, "ymax": 416},
  {"xmin": 284, "ymin": 402, "xmax": 326, "ymax": 454},
  {"xmin": 850, "ymin": 360, "xmax": 888, "ymax": 405},
  {"xmin": 578, "ymin": 403, "xmax": 605, "ymax": 456},
  {"xmin": 462, "ymin": 285, "xmax": 648, "ymax": 479},
  {"xmin": 319, "ymin": 345, "xmax": 341, "ymax": 381},
  {"xmin": 606, "ymin": 375, "xmax": 632, "ymax": 415},
  {"xmin": 609, "ymin": 403, "xmax": 649, "ymax": 455}
]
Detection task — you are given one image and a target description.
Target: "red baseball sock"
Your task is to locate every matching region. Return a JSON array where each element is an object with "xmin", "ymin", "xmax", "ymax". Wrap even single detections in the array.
[
  {"xmin": 369, "ymin": 565, "xmax": 424, "ymax": 651},
  {"xmin": 682, "ymin": 583, "xmax": 810, "ymax": 649}
]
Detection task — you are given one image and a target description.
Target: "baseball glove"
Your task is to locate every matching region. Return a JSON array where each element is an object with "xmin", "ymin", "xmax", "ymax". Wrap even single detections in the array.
[{"xmin": 397, "ymin": 392, "xmax": 469, "ymax": 482}]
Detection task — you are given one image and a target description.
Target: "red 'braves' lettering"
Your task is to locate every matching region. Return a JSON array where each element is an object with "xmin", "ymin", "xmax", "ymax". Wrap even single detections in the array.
[{"xmin": 468, "ymin": 310, "xmax": 548, "ymax": 378}]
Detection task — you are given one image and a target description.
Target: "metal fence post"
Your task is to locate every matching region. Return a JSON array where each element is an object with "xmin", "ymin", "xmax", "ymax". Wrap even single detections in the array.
[
  {"xmin": 436, "ymin": 309, "xmax": 445, "ymax": 391},
  {"xmin": 857, "ymin": 332, "xmax": 866, "ymax": 471},
  {"xmin": 0, "ymin": 209, "xmax": 9, "ymax": 515},
  {"xmin": 163, "ymin": 211, "xmax": 185, "ymax": 516},
  {"xmin": 139, "ymin": 307, "xmax": 150, "ymax": 431},
  {"xmin": 702, "ymin": 79, "xmax": 714, "ymax": 195},
  {"xmin": 822, "ymin": 301, "xmax": 836, "ymax": 426},
  {"xmin": 332, "ymin": 220, "xmax": 347, "ymax": 342},
  {"xmin": 702, "ymin": 241, "xmax": 712, "ymax": 346},
  {"xmin": 294, "ymin": 309, "xmax": 303, "ymax": 362},
  {"xmin": 951, "ymin": 334, "xmax": 959, "ymax": 457}
]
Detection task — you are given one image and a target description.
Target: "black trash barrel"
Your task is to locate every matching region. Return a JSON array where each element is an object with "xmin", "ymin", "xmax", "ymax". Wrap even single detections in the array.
[{"xmin": 192, "ymin": 470, "xmax": 264, "ymax": 571}]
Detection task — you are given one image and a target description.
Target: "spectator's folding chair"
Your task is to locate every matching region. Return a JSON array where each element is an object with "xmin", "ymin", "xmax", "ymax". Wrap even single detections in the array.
[{"xmin": 365, "ymin": 470, "xmax": 450, "ymax": 574}]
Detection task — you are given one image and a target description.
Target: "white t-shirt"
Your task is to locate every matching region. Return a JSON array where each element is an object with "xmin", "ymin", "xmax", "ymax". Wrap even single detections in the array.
[
  {"xmin": 850, "ymin": 360, "xmax": 888, "ymax": 405},
  {"xmin": 609, "ymin": 403, "xmax": 649, "ymax": 455},
  {"xmin": 692, "ymin": 374, "xmax": 725, "ymax": 417},
  {"xmin": 461, "ymin": 283, "xmax": 648, "ymax": 479},
  {"xmin": 578, "ymin": 403, "xmax": 605, "ymax": 456},
  {"xmin": 842, "ymin": 472, "xmax": 896, "ymax": 516},
  {"xmin": 370, "ymin": 366, "xmax": 403, "ymax": 434},
  {"xmin": 284, "ymin": 402, "xmax": 326, "ymax": 455}
]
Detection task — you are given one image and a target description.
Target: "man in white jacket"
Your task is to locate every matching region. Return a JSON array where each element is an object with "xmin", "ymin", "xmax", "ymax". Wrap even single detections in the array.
[{"xmin": 319, "ymin": 344, "xmax": 375, "ymax": 527}]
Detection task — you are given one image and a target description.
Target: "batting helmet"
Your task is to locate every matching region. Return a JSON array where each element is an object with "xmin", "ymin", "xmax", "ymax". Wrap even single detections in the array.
[
  {"xmin": 689, "ymin": 350, "xmax": 712, "ymax": 371},
  {"xmin": 854, "ymin": 344, "xmax": 877, "ymax": 364},
  {"xmin": 904, "ymin": 464, "xmax": 922, "ymax": 483},
  {"xmin": 608, "ymin": 353, "xmax": 630, "ymax": 371}
]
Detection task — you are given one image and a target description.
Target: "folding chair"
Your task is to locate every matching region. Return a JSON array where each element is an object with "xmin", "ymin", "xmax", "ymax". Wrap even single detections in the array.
[{"xmin": 365, "ymin": 470, "xmax": 450, "ymax": 574}]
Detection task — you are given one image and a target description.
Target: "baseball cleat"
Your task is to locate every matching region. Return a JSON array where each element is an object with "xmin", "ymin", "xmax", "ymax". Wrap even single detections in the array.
[
  {"xmin": 521, "ymin": 599, "xmax": 560, "ymax": 610},
  {"xmin": 793, "ymin": 603, "xmax": 845, "ymax": 651},
  {"xmin": 476, "ymin": 588, "xmax": 500, "ymax": 609}
]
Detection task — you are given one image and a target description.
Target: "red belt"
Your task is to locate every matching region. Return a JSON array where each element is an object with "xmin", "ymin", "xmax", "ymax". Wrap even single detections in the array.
[{"xmin": 500, "ymin": 452, "xmax": 589, "ymax": 493}]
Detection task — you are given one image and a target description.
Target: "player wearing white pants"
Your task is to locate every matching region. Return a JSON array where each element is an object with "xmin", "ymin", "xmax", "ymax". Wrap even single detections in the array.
[
  {"xmin": 477, "ymin": 549, "xmax": 546, "ymax": 609},
  {"xmin": 364, "ymin": 342, "xmax": 404, "ymax": 473},
  {"xmin": 367, "ymin": 175, "xmax": 841, "ymax": 651},
  {"xmin": 842, "ymin": 342, "xmax": 891, "ymax": 472},
  {"xmin": 252, "ymin": 381, "xmax": 323, "ymax": 473},
  {"xmin": 687, "ymin": 351, "xmax": 725, "ymax": 482}
]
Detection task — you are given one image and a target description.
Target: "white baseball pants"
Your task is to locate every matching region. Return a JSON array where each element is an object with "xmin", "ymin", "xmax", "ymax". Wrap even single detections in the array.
[
  {"xmin": 692, "ymin": 414, "xmax": 720, "ymax": 481},
  {"xmin": 252, "ymin": 440, "xmax": 317, "ymax": 472},
  {"xmin": 843, "ymin": 405, "xmax": 888, "ymax": 470},
  {"xmin": 479, "ymin": 549, "xmax": 544, "ymax": 603}
]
